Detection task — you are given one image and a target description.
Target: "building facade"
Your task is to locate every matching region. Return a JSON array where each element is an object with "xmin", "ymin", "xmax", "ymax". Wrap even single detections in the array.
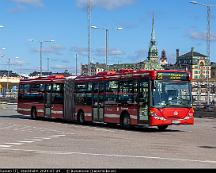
[
  {"xmin": 175, "ymin": 47, "xmax": 211, "ymax": 79},
  {"xmin": 211, "ymin": 62, "xmax": 216, "ymax": 79}
]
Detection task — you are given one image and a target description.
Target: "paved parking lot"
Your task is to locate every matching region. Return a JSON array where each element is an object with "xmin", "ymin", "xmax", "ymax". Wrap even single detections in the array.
[{"xmin": 0, "ymin": 104, "xmax": 216, "ymax": 168}]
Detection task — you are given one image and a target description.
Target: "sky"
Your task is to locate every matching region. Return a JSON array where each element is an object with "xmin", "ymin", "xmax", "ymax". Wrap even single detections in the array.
[{"xmin": 0, "ymin": 0, "xmax": 216, "ymax": 75}]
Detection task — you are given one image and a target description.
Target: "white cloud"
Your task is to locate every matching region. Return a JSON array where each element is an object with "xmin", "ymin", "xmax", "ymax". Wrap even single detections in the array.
[
  {"xmin": 9, "ymin": 0, "xmax": 44, "ymax": 7},
  {"xmin": 32, "ymin": 44, "xmax": 65, "ymax": 55},
  {"xmin": 71, "ymin": 46, "xmax": 88, "ymax": 56},
  {"xmin": 95, "ymin": 48, "xmax": 125, "ymax": 56},
  {"xmin": 76, "ymin": 0, "xmax": 135, "ymax": 10},
  {"xmin": 190, "ymin": 31, "xmax": 216, "ymax": 41}
]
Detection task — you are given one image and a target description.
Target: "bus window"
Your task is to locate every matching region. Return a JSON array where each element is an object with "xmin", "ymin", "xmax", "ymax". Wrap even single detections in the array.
[
  {"xmin": 86, "ymin": 83, "xmax": 93, "ymax": 105},
  {"xmin": 118, "ymin": 80, "xmax": 134, "ymax": 104},
  {"xmin": 105, "ymin": 81, "xmax": 118, "ymax": 103},
  {"xmin": 18, "ymin": 84, "xmax": 30, "ymax": 100},
  {"xmin": 93, "ymin": 83, "xmax": 99, "ymax": 93},
  {"xmin": 52, "ymin": 84, "xmax": 64, "ymax": 104},
  {"xmin": 31, "ymin": 84, "xmax": 45, "ymax": 92},
  {"xmin": 53, "ymin": 84, "xmax": 64, "ymax": 93},
  {"xmin": 45, "ymin": 84, "xmax": 52, "ymax": 92},
  {"xmin": 137, "ymin": 81, "xmax": 149, "ymax": 103},
  {"xmin": 75, "ymin": 83, "xmax": 92, "ymax": 105},
  {"xmin": 76, "ymin": 83, "xmax": 88, "ymax": 93}
]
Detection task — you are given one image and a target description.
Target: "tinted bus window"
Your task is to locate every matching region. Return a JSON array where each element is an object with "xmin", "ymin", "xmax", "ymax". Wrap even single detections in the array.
[
  {"xmin": 31, "ymin": 84, "xmax": 45, "ymax": 92},
  {"xmin": 118, "ymin": 80, "xmax": 134, "ymax": 103},
  {"xmin": 52, "ymin": 84, "xmax": 64, "ymax": 104},
  {"xmin": 106, "ymin": 81, "xmax": 118, "ymax": 103}
]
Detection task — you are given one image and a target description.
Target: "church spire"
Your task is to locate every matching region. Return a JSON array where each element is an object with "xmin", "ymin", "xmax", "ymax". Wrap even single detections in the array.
[
  {"xmin": 148, "ymin": 14, "xmax": 158, "ymax": 62},
  {"xmin": 151, "ymin": 14, "xmax": 156, "ymax": 41}
]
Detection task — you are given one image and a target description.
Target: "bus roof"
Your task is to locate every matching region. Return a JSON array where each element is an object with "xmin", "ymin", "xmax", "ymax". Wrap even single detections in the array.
[
  {"xmin": 20, "ymin": 75, "xmax": 67, "ymax": 84},
  {"xmin": 75, "ymin": 69, "xmax": 191, "ymax": 82}
]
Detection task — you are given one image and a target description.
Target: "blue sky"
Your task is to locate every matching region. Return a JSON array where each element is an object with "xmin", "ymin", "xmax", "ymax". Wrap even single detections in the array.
[{"xmin": 0, "ymin": 0, "xmax": 216, "ymax": 75}]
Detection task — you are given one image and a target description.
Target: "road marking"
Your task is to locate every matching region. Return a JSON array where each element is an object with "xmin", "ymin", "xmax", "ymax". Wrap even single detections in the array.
[
  {"xmin": 50, "ymin": 134, "xmax": 66, "ymax": 138},
  {"xmin": 19, "ymin": 141, "xmax": 35, "ymax": 143},
  {"xmin": 5, "ymin": 143, "xmax": 23, "ymax": 145},
  {"xmin": 0, "ymin": 148, "xmax": 216, "ymax": 164},
  {"xmin": 33, "ymin": 139, "xmax": 43, "ymax": 141},
  {"xmin": 0, "ymin": 145, "xmax": 12, "ymax": 148}
]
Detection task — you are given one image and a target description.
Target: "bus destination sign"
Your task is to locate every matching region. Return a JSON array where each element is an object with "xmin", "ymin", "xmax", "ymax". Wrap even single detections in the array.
[{"xmin": 156, "ymin": 72, "xmax": 189, "ymax": 80}]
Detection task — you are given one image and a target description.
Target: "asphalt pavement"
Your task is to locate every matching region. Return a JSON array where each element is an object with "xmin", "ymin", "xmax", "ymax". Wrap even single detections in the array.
[{"xmin": 0, "ymin": 104, "xmax": 216, "ymax": 169}]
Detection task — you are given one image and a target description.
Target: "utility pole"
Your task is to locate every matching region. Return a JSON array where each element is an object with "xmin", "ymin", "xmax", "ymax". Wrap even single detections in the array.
[
  {"xmin": 206, "ymin": 6, "xmax": 211, "ymax": 108},
  {"xmin": 88, "ymin": 0, "xmax": 92, "ymax": 76},
  {"xmin": 105, "ymin": 29, "xmax": 109, "ymax": 71},
  {"xmin": 47, "ymin": 57, "xmax": 50, "ymax": 72},
  {"xmin": 6, "ymin": 58, "xmax": 11, "ymax": 93},
  {"xmin": 76, "ymin": 54, "xmax": 78, "ymax": 76},
  {"xmin": 40, "ymin": 41, "xmax": 43, "ymax": 77}
]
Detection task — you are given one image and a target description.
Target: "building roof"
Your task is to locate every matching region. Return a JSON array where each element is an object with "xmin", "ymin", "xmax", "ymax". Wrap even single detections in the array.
[
  {"xmin": 0, "ymin": 70, "xmax": 19, "ymax": 77},
  {"xmin": 178, "ymin": 51, "xmax": 207, "ymax": 58}
]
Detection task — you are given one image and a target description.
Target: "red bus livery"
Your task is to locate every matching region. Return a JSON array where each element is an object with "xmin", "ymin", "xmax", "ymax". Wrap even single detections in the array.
[{"xmin": 17, "ymin": 70, "xmax": 194, "ymax": 130}]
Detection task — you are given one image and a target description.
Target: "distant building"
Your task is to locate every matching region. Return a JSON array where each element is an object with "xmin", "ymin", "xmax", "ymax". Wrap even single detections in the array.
[
  {"xmin": 0, "ymin": 70, "xmax": 19, "ymax": 77},
  {"xmin": 211, "ymin": 62, "xmax": 216, "ymax": 79},
  {"xmin": 175, "ymin": 47, "xmax": 211, "ymax": 79},
  {"xmin": 160, "ymin": 49, "xmax": 168, "ymax": 66},
  {"xmin": 0, "ymin": 70, "xmax": 20, "ymax": 95}
]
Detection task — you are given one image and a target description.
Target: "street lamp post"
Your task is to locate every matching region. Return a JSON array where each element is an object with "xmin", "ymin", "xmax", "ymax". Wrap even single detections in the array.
[
  {"xmin": 91, "ymin": 26, "xmax": 123, "ymax": 71},
  {"xmin": 88, "ymin": 0, "xmax": 92, "ymax": 76},
  {"xmin": 39, "ymin": 40, "xmax": 55, "ymax": 77},
  {"xmin": 6, "ymin": 58, "xmax": 11, "ymax": 93},
  {"xmin": 190, "ymin": 1, "xmax": 216, "ymax": 109}
]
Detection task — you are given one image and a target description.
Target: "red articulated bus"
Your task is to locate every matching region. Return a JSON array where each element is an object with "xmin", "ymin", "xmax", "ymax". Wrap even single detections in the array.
[{"xmin": 17, "ymin": 70, "xmax": 194, "ymax": 130}]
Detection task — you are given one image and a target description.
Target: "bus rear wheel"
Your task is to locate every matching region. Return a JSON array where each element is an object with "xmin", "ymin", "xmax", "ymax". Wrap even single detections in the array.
[
  {"xmin": 121, "ymin": 114, "xmax": 131, "ymax": 129},
  {"xmin": 157, "ymin": 125, "xmax": 168, "ymax": 131},
  {"xmin": 31, "ymin": 108, "xmax": 37, "ymax": 120}
]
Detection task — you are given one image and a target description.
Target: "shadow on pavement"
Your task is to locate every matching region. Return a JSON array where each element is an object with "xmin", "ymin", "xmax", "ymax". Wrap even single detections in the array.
[{"xmin": 0, "ymin": 114, "xmax": 182, "ymax": 133}]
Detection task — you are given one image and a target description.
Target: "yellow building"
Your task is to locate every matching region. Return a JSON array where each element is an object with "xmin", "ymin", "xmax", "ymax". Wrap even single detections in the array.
[{"xmin": 176, "ymin": 47, "xmax": 211, "ymax": 79}]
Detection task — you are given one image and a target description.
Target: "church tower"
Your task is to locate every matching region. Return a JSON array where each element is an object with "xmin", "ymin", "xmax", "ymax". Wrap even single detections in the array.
[{"xmin": 148, "ymin": 15, "xmax": 159, "ymax": 63}]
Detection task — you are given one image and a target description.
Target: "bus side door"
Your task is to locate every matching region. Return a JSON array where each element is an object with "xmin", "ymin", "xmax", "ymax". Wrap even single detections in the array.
[
  {"xmin": 44, "ymin": 84, "xmax": 52, "ymax": 118},
  {"xmin": 92, "ymin": 82, "xmax": 105, "ymax": 122}
]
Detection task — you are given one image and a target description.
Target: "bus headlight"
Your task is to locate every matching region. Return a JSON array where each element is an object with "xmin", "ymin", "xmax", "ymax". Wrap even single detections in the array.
[{"xmin": 184, "ymin": 109, "xmax": 194, "ymax": 120}]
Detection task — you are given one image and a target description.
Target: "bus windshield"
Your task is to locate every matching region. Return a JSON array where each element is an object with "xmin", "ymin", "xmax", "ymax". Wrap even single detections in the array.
[{"xmin": 152, "ymin": 81, "xmax": 192, "ymax": 108}]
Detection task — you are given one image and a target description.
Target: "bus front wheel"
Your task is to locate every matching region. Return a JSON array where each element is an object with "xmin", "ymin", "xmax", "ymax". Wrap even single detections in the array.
[{"xmin": 157, "ymin": 125, "xmax": 168, "ymax": 131}]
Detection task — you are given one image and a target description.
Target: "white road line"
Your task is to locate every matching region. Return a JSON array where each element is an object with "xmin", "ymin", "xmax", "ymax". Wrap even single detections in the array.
[
  {"xmin": 0, "ymin": 148, "xmax": 216, "ymax": 164},
  {"xmin": 0, "ymin": 145, "xmax": 12, "ymax": 148},
  {"xmin": 40, "ymin": 137, "xmax": 51, "ymax": 140},
  {"xmin": 32, "ymin": 139, "xmax": 43, "ymax": 142},
  {"xmin": 93, "ymin": 128, "xmax": 115, "ymax": 133},
  {"xmin": 5, "ymin": 143, "xmax": 23, "ymax": 145},
  {"xmin": 18, "ymin": 141, "xmax": 35, "ymax": 143},
  {"xmin": 50, "ymin": 135, "xmax": 66, "ymax": 138}
]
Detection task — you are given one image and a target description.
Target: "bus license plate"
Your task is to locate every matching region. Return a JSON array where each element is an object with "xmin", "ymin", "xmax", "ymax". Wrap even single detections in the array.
[{"xmin": 172, "ymin": 120, "xmax": 180, "ymax": 125}]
